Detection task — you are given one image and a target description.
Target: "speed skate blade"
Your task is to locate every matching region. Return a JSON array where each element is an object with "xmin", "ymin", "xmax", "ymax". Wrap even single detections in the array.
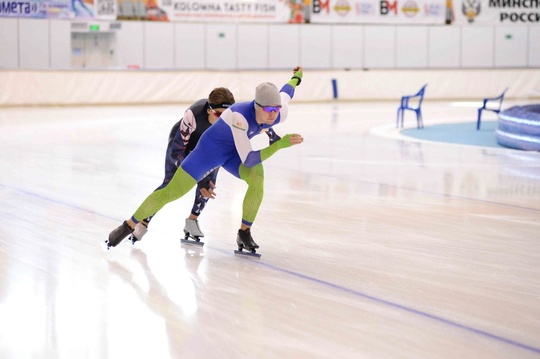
[
  {"xmin": 128, "ymin": 235, "xmax": 139, "ymax": 245},
  {"xmin": 181, "ymin": 237, "xmax": 204, "ymax": 246},
  {"xmin": 103, "ymin": 240, "xmax": 112, "ymax": 251},
  {"xmin": 234, "ymin": 249, "xmax": 261, "ymax": 258}
]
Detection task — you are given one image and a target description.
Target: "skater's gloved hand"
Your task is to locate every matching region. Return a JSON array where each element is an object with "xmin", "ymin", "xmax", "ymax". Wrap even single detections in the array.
[
  {"xmin": 276, "ymin": 134, "xmax": 304, "ymax": 149},
  {"xmin": 260, "ymin": 133, "xmax": 304, "ymax": 162},
  {"xmin": 288, "ymin": 66, "xmax": 303, "ymax": 88},
  {"xmin": 293, "ymin": 66, "xmax": 303, "ymax": 79},
  {"xmin": 287, "ymin": 133, "xmax": 304, "ymax": 146},
  {"xmin": 200, "ymin": 181, "xmax": 216, "ymax": 199}
]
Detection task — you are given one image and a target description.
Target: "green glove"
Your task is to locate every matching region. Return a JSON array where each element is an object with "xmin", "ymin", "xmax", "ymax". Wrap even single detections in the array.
[{"xmin": 288, "ymin": 68, "xmax": 303, "ymax": 88}]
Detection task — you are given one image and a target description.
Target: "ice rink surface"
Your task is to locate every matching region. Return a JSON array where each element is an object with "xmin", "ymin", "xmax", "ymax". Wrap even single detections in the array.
[{"xmin": 1, "ymin": 100, "xmax": 539, "ymax": 358}]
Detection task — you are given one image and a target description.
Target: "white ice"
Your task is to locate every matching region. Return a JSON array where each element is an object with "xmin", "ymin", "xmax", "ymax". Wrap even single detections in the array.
[{"xmin": 0, "ymin": 100, "xmax": 539, "ymax": 359}]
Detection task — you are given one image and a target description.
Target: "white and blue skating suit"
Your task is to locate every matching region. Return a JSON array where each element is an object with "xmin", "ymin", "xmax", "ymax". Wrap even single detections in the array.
[
  {"xmin": 180, "ymin": 83, "xmax": 295, "ymax": 181},
  {"xmin": 131, "ymin": 82, "xmax": 295, "ymax": 226},
  {"xmin": 153, "ymin": 98, "xmax": 281, "ymax": 219}
]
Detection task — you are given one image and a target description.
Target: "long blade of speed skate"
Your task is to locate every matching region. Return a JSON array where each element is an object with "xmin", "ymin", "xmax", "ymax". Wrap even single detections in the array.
[
  {"xmin": 234, "ymin": 249, "xmax": 261, "ymax": 258},
  {"xmin": 181, "ymin": 235, "xmax": 204, "ymax": 246}
]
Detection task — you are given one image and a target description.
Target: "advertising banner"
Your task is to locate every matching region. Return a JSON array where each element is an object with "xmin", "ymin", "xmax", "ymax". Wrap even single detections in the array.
[
  {"xmin": 153, "ymin": 0, "xmax": 294, "ymax": 22},
  {"xmin": 448, "ymin": 0, "xmax": 540, "ymax": 25},
  {"xmin": 0, "ymin": 0, "xmax": 116, "ymax": 19},
  {"xmin": 309, "ymin": 0, "xmax": 447, "ymax": 24}
]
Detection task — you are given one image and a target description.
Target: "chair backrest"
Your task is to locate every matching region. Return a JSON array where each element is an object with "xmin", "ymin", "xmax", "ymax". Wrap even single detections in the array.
[
  {"xmin": 498, "ymin": 87, "xmax": 508, "ymax": 110},
  {"xmin": 417, "ymin": 84, "xmax": 428, "ymax": 96},
  {"xmin": 400, "ymin": 83, "xmax": 427, "ymax": 109},
  {"xmin": 485, "ymin": 87, "xmax": 508, "ymax": 111},
  {"xmin": 416, "ymin": 84, "xmax": 427, "ymax": 105},
  {"xmin": 498, "ymin": 87, "xmax": 508, "ymax": 108}
]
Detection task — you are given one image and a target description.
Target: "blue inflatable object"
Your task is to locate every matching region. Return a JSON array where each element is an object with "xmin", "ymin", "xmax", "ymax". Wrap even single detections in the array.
[{"xmin": 496, "ymin": 105, "xmax": 540, "ymax": 151}]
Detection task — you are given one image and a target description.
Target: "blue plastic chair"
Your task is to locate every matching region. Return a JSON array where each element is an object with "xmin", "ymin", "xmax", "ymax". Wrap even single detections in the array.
[
  {"xmin": 397, "ymin": 84, "xmax": 427, "ymax": 129},
  {"xmin": 477, "ymin": 88, "xmax": 508, "ymax": 130}
]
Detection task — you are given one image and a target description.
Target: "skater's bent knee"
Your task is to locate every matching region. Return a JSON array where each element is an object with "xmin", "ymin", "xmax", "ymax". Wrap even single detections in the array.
[{"xmin": 240, "ymin": 164, "xmax": 264, "ymax": 184}]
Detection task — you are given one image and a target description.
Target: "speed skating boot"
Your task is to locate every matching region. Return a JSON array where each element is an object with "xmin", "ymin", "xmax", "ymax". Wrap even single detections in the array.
[
  {"xmin": 184, "ymin": 218, "xmax": 204, "ymax": 238},
  {"xmin": 236, "ymin": 228, "xmax": 259, "ymax": 251},
  {"xmin": 106, "ymin": 221, "xmax": 133, "ymax": 249}
]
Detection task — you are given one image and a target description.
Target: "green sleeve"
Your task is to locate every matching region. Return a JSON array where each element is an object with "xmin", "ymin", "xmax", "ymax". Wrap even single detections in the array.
[{"xmin": 260, "ymin": 134, "xmax": 295, "ymax": 162}]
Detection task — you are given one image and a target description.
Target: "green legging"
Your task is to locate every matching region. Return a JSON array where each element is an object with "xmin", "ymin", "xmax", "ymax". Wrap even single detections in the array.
[
  {"xmin": 132, "ymin": 163, "xmax": 264, "ymax": 226},
  {"xmin": 239, "ymin": 163, "xmax": 264, "ymax": 225}
]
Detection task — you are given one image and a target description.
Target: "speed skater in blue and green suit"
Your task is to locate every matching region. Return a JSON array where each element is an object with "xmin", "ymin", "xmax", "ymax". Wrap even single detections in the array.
[
  {"xmin": 130, "ymin": 87, "xmax": 281, "ymax": 243},
  {"xmin": 107, "ymin": 66, "xmax": 304, "ymax": 250}
]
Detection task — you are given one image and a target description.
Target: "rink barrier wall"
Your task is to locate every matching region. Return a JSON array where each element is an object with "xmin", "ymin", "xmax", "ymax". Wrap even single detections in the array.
[
  {"xmin": 496, "ymin": 105, "xmax": 540, "ymax": 151},
  {"xmin": 1, "ymin": 69, "xmax": 540, "ymax": 107}
]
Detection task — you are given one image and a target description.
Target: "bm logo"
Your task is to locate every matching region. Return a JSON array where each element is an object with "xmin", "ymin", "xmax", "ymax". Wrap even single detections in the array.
[
  {"xmin": 313, "ymin": 0, "xmax": 352, "ymax": 15},
  {"xmin": 313, "ymin": 0, "xmax": 398, "ymax": 16},
  {"xmin": 381, "ymin": 0, "xmax": 398, "ymax": 15}
]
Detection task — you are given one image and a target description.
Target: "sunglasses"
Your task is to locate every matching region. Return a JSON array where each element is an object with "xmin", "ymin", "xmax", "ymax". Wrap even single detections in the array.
[
  {"xmin": 255, "ymin": 101, "xmax": 282, "ymax": 113},
  {"xmin": 208, "ymin": 105, "xmax": 224, "ymax": 117}
]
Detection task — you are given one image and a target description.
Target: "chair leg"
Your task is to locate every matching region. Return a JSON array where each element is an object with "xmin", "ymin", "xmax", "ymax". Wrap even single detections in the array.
[
  {"xmin": 477, "ymin": 109, "xmax": 482, "ymax": 130},
  {"xmin": 397, "ymin": 108, "xmax": 402, "ymax": 128}
]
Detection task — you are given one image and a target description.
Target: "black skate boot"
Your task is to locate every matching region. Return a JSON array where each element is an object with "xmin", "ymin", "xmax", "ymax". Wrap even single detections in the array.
[
  {"xmin": 234, "ymin": 228, "xmax": 261, "ymax": 258},
  {"xmin": 106, "ymin": 221, "xmax": 133, "ymax": 250}
]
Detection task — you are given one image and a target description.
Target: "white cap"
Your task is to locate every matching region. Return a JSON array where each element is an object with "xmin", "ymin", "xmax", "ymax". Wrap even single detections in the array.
[{"xmin": 255, "ymin": 82, "xmax": 281, "ymax": 106}]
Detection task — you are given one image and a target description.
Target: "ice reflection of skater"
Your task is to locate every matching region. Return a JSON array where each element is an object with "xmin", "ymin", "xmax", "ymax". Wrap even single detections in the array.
[
  {"xmin": 72, "ymin": 0, "xmax": 93, "ymax": 17},
  {"xmin": 108, "ymin": 66, "xmax": 304, "ymax": 255},
  {"xmin": 107, "ymin": 249, "xmax": 200, "ymax": 355}
]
